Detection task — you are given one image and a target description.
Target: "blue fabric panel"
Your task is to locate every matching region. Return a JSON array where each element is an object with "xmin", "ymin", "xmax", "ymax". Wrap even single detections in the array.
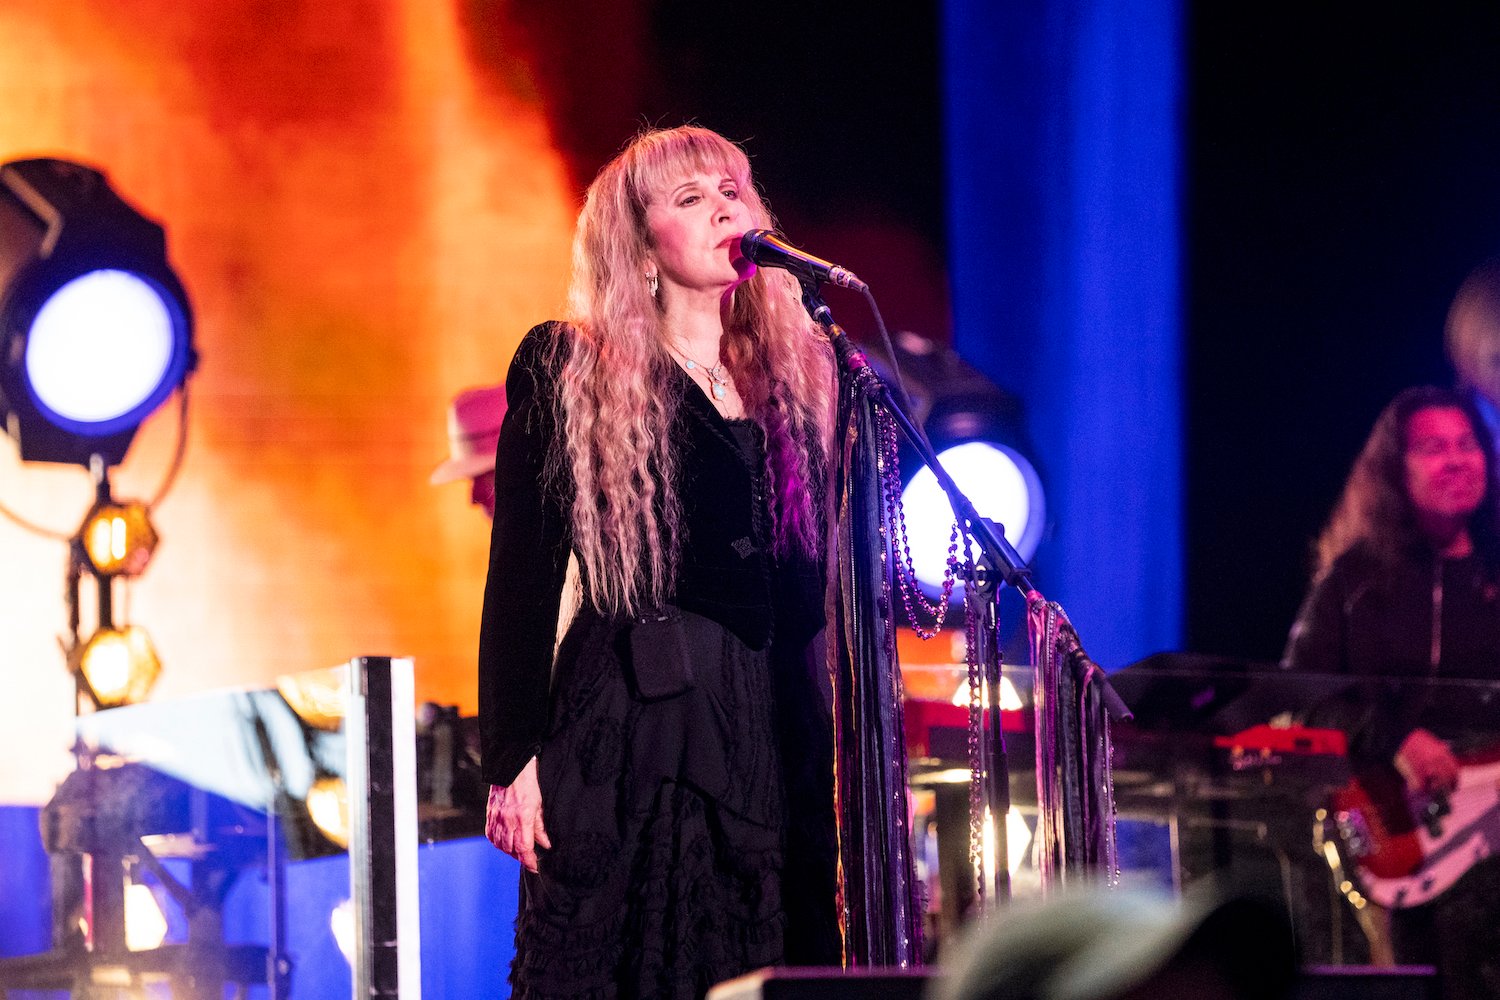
[{"xmin": 943, "ymin": 0, "xmax": 1184, "ymax": 669}]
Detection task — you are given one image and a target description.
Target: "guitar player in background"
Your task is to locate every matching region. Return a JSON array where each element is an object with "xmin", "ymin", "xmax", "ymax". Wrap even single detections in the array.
[{"xmin": 1283, "ymin": 385, "xmax": 1500, "ymax": 1000}]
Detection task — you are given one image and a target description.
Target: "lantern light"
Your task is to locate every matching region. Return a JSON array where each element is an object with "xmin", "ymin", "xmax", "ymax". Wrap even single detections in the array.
[
  {"xmin": 79, "ymin": 498, "xmax": 158, "ymax": 577},
  {"xmin": 78, "ymin": 625, "xmax": 162, "ymax": 709},
  {"xmin": 124, "ymin": 882, "xmax": 170, "ymax": 952}
]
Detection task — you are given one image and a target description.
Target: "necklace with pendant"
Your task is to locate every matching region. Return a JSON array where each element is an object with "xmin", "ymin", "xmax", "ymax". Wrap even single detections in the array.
[{"xmin": 675, "ymin": 348, "xmax": 730, "ymax": 401}]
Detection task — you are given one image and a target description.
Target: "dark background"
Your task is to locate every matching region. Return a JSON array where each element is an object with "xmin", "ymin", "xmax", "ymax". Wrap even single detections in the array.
[
  {"xmin": 1185, "ymin": 7, "xmax": 1500, "ymax": 659},
  {"xmin": 508, "ymin": 2, "xmax": 1500, "ymax": 664}
]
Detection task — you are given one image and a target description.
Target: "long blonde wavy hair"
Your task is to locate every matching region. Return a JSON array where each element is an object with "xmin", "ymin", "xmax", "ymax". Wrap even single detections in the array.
[{"xmin": 549, "ymin": 126, "xmax": 836, "ymax": 615}]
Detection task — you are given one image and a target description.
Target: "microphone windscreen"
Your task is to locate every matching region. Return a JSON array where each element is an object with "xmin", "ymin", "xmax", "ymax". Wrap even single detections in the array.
[{"xmin": 739, "ymin": 229, "xmax": 777, "ymax": 263}]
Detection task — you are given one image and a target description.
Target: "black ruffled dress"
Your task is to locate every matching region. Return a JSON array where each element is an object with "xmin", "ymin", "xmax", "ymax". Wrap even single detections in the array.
[{"xmin": 479, "ymin": 325, "xmax": 839, "ymax": 999}]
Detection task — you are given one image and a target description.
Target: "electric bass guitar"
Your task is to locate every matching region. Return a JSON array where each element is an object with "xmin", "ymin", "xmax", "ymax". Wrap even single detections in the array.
[{"xmin": 1330, "ymin": 750, "xmax": 1500, "ymax": 908}]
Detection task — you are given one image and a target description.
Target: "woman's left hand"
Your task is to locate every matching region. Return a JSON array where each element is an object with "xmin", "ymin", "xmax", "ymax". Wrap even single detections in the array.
[{"xmin": 486, "ymin": 757, "xmax": 551, "ymax": 872}]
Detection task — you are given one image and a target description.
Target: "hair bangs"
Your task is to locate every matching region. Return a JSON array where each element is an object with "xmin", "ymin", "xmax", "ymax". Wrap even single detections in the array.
[{"xmin": 623, "ymin": 127, "xmax": 756, "ymax": 213}]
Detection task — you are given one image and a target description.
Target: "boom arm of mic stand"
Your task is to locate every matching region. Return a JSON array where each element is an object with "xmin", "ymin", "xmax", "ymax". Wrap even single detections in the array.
[
  {"xmin": 803, "ymin": 285, "xmax": 1036, "ymax": 595},
  {"xmin": 802, "ymin": 286, "xmax": 1133, "ymax": 714},
  {"xmin": 806, "ymin": 283, "xmax": 1132, "ymax": 902}
]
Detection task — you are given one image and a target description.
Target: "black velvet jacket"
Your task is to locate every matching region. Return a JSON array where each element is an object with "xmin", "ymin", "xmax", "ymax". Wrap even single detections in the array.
[{"xmin": 478, "ymin": 322, "xmax": 824, "ymax": 786}]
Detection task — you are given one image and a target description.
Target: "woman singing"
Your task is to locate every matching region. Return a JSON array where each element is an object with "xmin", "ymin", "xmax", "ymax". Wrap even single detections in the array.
[{"xmin": 478, "ymin": 126, "xmax": 841, "ymax": 998}]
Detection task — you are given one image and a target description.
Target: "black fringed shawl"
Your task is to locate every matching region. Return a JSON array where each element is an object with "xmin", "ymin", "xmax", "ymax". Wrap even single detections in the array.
[
  {"xmin": 824, "ymin": 353, "xmax": 1123, "ymax": 950},
  {"xmin": 1029, "ymin": 595, "xmax": 1122, "ymax": 887},
  {"xmin": 826, "ymin": 362, "xmax": 922, "ymax": 966}
]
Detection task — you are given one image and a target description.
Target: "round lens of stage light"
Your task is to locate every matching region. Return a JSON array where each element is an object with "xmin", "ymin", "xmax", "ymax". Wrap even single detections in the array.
[
  {"xmin": 23, "ymin": 269, "xmax": 177, "ymax": 428},
  {"xmin": 900, "ymin": 442, "xmax": 1046, "ymax": 591}
]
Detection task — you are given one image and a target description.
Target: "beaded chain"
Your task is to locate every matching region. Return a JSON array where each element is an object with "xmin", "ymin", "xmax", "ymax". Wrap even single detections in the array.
[
  {"xmin": 1103, "ymin": 718, "xmax": 1121, "ymax": 886},
  {"xmin": 960, "ymin": 532, "xmax": 988, "ymax": 907},
  {"xmin": 863, "ymin": 375, "xmax": 996, "ymax": 905},
  {"xmin": 873, "ymin": 399, "xmax": 962, "ymax": 640}
]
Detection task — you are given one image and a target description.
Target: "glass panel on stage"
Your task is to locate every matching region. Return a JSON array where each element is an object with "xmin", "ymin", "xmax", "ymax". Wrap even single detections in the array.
[
  {"xmin": 902, "ymin": 656, "xmax": 1500, "ymax": 966},
  {"xmin": 11, "ymin": 651, "xmax": 1494, "ymax": 992},
  {"xmin": 0, "ymin": 656, "xmax": 494, "ymax": 999}
]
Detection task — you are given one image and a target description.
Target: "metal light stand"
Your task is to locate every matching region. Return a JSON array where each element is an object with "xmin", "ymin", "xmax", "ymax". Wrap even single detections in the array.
[
  {"xmin": 345, "ymin": 656, "xmax": 422, "ymax": 999},
  {"xmin": 57, "ymin": 456, "xmax": 118, "ymax": 961},
  {"xmin": 64, "ymin": 456, "xmax": 119, "ymax": 717}
]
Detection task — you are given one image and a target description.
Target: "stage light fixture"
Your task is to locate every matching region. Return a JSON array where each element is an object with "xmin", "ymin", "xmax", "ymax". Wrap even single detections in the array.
[
  {"xmin": 78, "ymin": 625, "xmax": 162, "ymax": 708},
  {"xmin": 0, "ymin": 158, "xmax": 195, "ymax": 467},
  {"xmin": 902, "ymin": 442, "xmax": 1046, "ymax": 589},
  {"xmin": 79, "ymin": 498, "xmax": 158, "ymax": 577},
  {"xmin": 869, "ymin": 333, "xmax": 1048, "ymax": 594},
  {"xmin": 948, "ymin": 673, "xmax": 1024, "ymax": 711}
]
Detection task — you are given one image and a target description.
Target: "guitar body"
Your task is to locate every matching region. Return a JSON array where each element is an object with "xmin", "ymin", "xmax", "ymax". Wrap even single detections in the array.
[{"xmin": 1331, "ymin": 754, "xmax": 1500, "ymax": 909}]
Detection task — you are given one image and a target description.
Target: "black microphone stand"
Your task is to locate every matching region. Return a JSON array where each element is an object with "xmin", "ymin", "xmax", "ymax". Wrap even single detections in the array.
[{"xmin": 802, "ymin": 281, "xmax": 1128, "ymax": 909}]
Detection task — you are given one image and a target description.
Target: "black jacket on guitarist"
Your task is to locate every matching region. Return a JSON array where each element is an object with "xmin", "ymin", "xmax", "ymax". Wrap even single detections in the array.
[{"xmin": 1282, "ymin": 542, "xmax": 1500, "ymax": 764}]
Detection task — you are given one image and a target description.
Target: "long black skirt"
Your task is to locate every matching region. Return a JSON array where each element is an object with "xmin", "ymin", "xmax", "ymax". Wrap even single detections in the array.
[{"xmin": 509, "ymin": 608, "xmax": 838, "ymax": 1000}]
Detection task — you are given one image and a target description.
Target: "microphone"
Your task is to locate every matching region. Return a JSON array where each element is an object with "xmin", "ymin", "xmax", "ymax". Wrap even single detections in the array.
[{"xmin": 739, "ymin": 229, "xmax": 867, "ymax": 292}]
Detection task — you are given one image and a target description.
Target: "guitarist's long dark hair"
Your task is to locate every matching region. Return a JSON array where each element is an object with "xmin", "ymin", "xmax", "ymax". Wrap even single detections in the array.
[{"xmin": 1315, "ymin": 385, "xmax": 1500, "ymax": 580}]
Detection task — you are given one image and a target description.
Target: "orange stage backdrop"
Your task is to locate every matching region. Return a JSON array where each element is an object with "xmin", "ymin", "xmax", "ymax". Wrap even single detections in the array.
[{"xmin": 0, "ymin": 0, "xmax": 578, "ymax": 803}]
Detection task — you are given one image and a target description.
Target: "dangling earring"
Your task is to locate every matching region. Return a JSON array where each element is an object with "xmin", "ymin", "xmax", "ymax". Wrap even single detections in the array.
[{"xmin": 646, "ymin": 270, "xmax": 659, "ymax": 298}]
